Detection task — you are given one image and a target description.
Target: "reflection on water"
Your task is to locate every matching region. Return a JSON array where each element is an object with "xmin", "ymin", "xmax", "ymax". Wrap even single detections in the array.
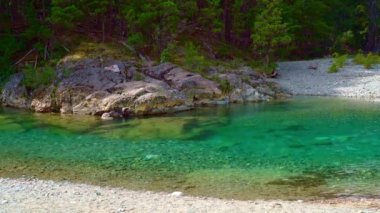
[{"xmin": 1, "ymin": 97, "xmax": 380, "ymax": 200}]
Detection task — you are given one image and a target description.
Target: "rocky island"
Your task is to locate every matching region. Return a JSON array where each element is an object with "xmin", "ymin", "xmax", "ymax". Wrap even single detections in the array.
[{"xmin": 1, "ymin": 56, "xmax": 282, "ymax": 119}]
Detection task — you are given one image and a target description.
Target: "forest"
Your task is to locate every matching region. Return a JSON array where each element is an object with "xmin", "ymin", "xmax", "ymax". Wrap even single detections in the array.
[{"xmin": 0, "ymin": 0, "xmax": 379, "ymax": 83}]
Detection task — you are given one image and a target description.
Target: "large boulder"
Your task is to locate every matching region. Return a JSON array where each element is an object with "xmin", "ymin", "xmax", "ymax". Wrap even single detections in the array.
[
  {"xmin": 163, "ymin": 67, "xmax": 222, "ymax": 100},
  {"xmin": 1, "ymin": 73, "xmax": 29, "ymax": 109},
  {"xmin": 145, "ymin": 64, "xmax": 222, "ymax": 100},
  {"xmin": 72, "ymin": 81, "xmax": 191, "ymax": 116}
]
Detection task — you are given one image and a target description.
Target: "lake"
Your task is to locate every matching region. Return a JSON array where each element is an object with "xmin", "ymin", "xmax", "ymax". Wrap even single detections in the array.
[{"xmin": 1, "ymin": 97, "xmax": 380, "ymax": 200}]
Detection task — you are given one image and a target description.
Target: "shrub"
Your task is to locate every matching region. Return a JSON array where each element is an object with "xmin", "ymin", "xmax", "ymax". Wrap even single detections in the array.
[
  {"xmin": 0, "ymin": 34, "xmax": 22, "ymax": 84},
  {"xmin": 329, "ymin": 54, "xmax": 348, "ymax": 73},
  {"xmin": 215, "ymin": 45, "xmax": 232, "ymax": 59},
  {"xmin": 160, "ymin": 43, "xmax": 177, "ymax": 63},
  {"xmin": 183, "ymin": 42, "xmax": 208, "ymax": 73},
  {"xmin": 353, "ymin": 53, "xmax": 380, "ymax": 69},
  {"xmin": 134, "ymin": 72, "xmax": 145, "ymax": 81},
  {"xmin": 255, "ymin": 62, "xmax": 278, "ymax": 74},
  {"xmin": 226, "ymin": 58, "xmax": 246, "ymax": 69},
  {"xmin": 23, "ymin": 64, "xmax": 56, "ymax": 90},
  {"xmin": 127, "ymin": 33, "xmax": 145, "ymax": 49},
  {"xmin": 219, "ymin": 79, "xmax": 232, "ymax": 94},
  {"xmin": 333, "ymin": 30, "xmax": 355, "ymax": 53},
  {"xmin": 0, "ymin": 57, "xmax": 14, "ymax": 85}
]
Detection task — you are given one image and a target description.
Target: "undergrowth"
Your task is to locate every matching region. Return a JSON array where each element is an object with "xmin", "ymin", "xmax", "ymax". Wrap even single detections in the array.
[
  {"xmin": 353, "ymin": 53, "xmax": 380, "ymax": 69},
  {"xmin": 23, "ymin": 64, "xmax": 56, "ymax": 90},
  {"xmin": 329, "ymin": 54, "xmax": 348, "ymax": 73}
]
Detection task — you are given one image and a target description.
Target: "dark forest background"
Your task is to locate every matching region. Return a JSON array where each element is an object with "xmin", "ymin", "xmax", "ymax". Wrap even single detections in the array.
[{"xmin": 1, "ymin": 0, "xmax": 379, "ymax": 82}]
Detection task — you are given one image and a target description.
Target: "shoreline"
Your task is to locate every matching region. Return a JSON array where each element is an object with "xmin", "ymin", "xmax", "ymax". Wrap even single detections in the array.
[{"xmin": 1, "ymin": 178, "xmax": 379, "ymax": 213}]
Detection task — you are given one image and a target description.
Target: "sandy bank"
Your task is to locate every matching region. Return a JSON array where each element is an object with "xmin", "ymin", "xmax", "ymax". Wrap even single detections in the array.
[{"xmin": 0, "ymin": 178, "xmax": 379, "ymax": 213}]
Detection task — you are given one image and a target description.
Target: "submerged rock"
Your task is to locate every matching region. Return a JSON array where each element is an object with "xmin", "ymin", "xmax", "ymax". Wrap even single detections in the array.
[{"xmin": 1, "ymin": 59, "xmax": 283, "ymax": 117}]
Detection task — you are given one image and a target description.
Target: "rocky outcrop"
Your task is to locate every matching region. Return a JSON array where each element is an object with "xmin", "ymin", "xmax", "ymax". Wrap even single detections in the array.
[
  {"xmin": 1, "ymin": 59, "xmax": 283, "ymax": 117},
  {"xmin": 143, "ymin": 63, "xmax": 222, "ymax": 100}
]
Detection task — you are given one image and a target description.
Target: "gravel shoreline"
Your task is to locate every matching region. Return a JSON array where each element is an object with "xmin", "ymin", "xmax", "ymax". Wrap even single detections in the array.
[
  {"xmin": 1, "ymin": 178, "xmax": 379, "ymax": 213},
  {"xmin": 276, "ymin": 59, "xmax": 380, "ymax": 100}
]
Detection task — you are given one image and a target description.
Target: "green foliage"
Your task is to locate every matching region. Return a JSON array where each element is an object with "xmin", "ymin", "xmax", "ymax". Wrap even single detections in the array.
[
  {"xmin": 231, "ymin": 0, "xmax": 255, "ymax": 35},
  {"xmin": 255, "ymin": 62, "xmax": 278, "ymax": 74},
  {"xmin": 334, "ymin": 30, "xmax": 355, "ymax": 53},
  {"xmin": 50, "ymin": 0, "xmax": 83, "ymax": 28},
  {"xmin": 183, "ymin": 42, "xmax": 208, "ymax": 73},
  {"xmin": 252, "ymin": 0, "xmax": 292, "ymax": 69},
  {"xmin": 226, "ymin": 58, "xmax": 246, "ymax": 69},
  {"xmin": 353, "ymin": 53, "xmax": 380, "ymax": 69},
  {"xmin": 123, "ymin": 0, "xmax": 180, "ymax": 49},
  {"xmin": 0, "ymin": 57, "xmax": 15, "ymax": 85},
  {"xmin": 160, "ymin": 43, "xmax": 177, "ymax": 63},
  {"xmin": 1, "ymin": 0, "xmax": 379, "ymax": 76},
  {"xmin": 23, "ymin": 1, "xmax": 52, "ymax": 54},
  {"xmin": 23, "ymin": 65, "xmax": 56, "ymax": 90},
  {"xmin": 208, "ymin": 76, "xmax": 233, "ymax": 94},
  {"xmin": 329, "ymin": 54, "xmax": 348, "ymax": 73},
  {"xmin": 215, "ymin": 44, "xmax": 233, "ymax": 60},
  {"xmin": 219, "ymin": 79, "xmax": 232, "ymax": 94},
  {"xmin": 127, "ymin": 33, "xmax": 145, "ymax": 49},
  {"xmin": 0, "ymin": 34, "xmax": 23, "ymax": 84},
  {"xmin": 283, "ymin": 0, "xmax": 331, "ymax": 57},
  {"xmin": 134, "ymin": 72, "xmax": 145, "ymax": 81},
  {"xmin": 198, "ymin": 0, "xmax": 223, "ymax": 33}
]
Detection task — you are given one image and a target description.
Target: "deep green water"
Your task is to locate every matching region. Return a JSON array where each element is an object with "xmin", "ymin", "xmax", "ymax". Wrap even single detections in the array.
[{"xmin": 1, "ymin": 97, "xmax": 380, "ymax": 200}]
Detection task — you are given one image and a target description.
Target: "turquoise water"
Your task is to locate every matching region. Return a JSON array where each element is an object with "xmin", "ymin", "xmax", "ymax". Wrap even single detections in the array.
[{"xmin": 1, "ymin": 97, "xmax": 380, "ymax": 200}]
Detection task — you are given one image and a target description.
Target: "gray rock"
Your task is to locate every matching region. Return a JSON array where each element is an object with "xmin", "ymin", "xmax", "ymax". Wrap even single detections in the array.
[
  {"xmin": 144, "ymin": 63, "xmax": 176, "ymax": 79},
  {"xmin": 31, "ymin": 86, "xmax": 57, "ymax": 112},
  {"xmin": 101, "ymin": 112, "xmax": 113, "ymax": 120},
  {"xmin": 230, "ymin": 88, "xmax": 244, "ymax": 103},
  {"xmin": 1, "ymin": 73, "xmax": 29, "ymax": 108},
  {"xmin": 1, "ymin": 59, "xmax": 279, "ymax": 117},
  {"xmin": 218, "ymin": 73, "xmax": 242, "ymax": 88},
  {"xmin": 164, "ymin": 67, "xmax": 222, "ymax": 100}
]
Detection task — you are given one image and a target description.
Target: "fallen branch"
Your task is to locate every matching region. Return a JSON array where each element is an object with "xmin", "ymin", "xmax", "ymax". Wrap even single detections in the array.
[
  {"xmin": 62, "ymin": 45, "xmax": 70, "ymax": 53},
  {"xmin": 34, "ymin": 55, "xmax": 38, "ymax": 69},
  {"xmin": 14, "ymin": 48, "xmax": 35, "ymax": 65},
  {"xmin": 119, "ymin": 41, "xmax": 149, "ymax": 62}
]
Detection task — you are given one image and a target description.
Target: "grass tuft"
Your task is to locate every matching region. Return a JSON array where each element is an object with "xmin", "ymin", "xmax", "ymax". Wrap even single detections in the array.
[
  {"xmin": 353, "ymin": 53, "xmax": 380, "ymax": 69},
  {"xmin": 329, "ymin": 54, "xmax": 348, "ymax": 73}
]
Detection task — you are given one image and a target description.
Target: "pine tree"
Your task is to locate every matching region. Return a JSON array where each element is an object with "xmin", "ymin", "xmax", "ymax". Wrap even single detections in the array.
[
  {"xmin": 122, "ymin": 0, "xmax": 180, "ymax": 50},
  {"xmin": 252, "ymin": 0, "xmax": 292, "ymax": 72},
  {"xmin": 49, "ymin": 0, "xmax": 83, "ymax": 28}
]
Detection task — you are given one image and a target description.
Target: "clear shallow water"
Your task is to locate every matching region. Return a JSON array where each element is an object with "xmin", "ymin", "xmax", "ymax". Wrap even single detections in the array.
[{"xmin": 1, "ymin": 97, "xmax": 380, "ymax": 200}]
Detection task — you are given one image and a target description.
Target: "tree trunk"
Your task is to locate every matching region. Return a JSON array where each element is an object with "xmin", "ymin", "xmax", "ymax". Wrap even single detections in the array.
[
  {"xmin": 366, "ymin": 0, "xmax": 378, "ymax": 52},
  {"xmin": 102, "ymin": 15, "xmax": 105, "ymax": 42},
  {"xmin": 196, "ymin": 0, "xmax": 208, "ymax": 9},
  {"xmin": 265, "ymin": 54, "xmax": 270, "ymax": 68},
  {"xmin": 222, "ymin": 0, "xmax": 233, "ymax": 43}
]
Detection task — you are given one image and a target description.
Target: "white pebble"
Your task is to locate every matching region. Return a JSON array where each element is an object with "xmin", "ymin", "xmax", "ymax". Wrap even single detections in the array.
[{"xmin": 170, "ymin": 191, "xmax": 183, "ymax": 197}]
